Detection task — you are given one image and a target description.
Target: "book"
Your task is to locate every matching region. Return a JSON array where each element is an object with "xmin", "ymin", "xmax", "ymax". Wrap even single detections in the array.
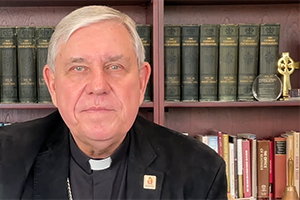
[
  {"xmin": 293, "ymin": 131, "xmax": 300, "ymax": 196},
  {"xmin": 181, "ymin": 25, "xmax": 199, "ymax": 102},
  {"xmin": 237, "ymin": 138, "xmax": 244, "ymax": 198},
  {"xmin": 164, "ymin": 25, "xmax": 181, "ymax": 101},
  {"xmin": 273, "ymin": 136, "xmax": 287, "ymax": 198},
  {"xmin": 223, "ymin": 133, "xmax": 230, "ymax": 193},
  {"xmin": 16, "ymin": 27, "xmax": 36, "ymax": 103},
  {"xmin": 199, "ymin": 24, "xmax": 219, "ymax": 101},
  {"xmin": 242, "ymin": 139, "xmax": 252, "ymax": 198},
  {"xmin": 269, "ymin": 140, "xmax": 274, "ymax": 199},
  {"xmin": 257, "ymin": 140, "xmax": 270, "ymax": 199},
  {"xmin": 0, "ymin": 27, "xmax": 18, "ymax": 103},
  {"xmin": 218, "ymin": 24, "xmax": 239, "ymax": 101},
  {"xmin": 237, "ymin": 24, "xmax": 259, "ymax": 101},
  {"xmin": 36, "ymin": 26, "xmax": 54, "ymax": 103},
  {"xmin": 137, "ymin": 24, "xmax": 152, "ymax": 102},
  {"xmin": 259, "ymin": 23, "xmax": 280, "ymax": 75}
]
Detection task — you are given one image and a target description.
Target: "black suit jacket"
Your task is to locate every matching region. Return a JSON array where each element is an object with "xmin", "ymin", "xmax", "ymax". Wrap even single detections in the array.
[{"xmin": 0, "ymin": 111, "xmax": 227, "ymax": 199}]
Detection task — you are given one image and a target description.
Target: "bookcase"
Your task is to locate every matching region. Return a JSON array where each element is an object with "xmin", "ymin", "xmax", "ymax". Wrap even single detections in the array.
[{"xmin": 0, "ymin": 0, "xmax": 299, "ymax": 139}]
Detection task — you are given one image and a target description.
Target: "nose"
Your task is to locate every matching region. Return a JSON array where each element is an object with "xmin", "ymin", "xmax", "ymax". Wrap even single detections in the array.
[{"xmin": 85, "ymin": 68, "xmax": 110, "ymax": 95}]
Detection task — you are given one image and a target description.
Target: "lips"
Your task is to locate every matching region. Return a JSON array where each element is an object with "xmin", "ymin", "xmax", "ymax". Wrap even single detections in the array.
[{"xmin": 82, "ymin": 107, "xmax": 114, "ymax": 113}]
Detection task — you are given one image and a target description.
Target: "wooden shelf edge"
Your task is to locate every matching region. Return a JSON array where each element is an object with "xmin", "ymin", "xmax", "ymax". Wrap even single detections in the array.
[
  {"xmin": 0, "ymin": 0, "xmax": 152, "ymax": 7},
  {"xmin": 164, "ymin": 0, "xmax": 299, "ymax": 6},
  {"xmin": 0, "ymin": 102, "xmax": 154, "ymax": 109},
  {"xmin": 164, "ymin": 100, "xmax": 300, "ymax": 108}
]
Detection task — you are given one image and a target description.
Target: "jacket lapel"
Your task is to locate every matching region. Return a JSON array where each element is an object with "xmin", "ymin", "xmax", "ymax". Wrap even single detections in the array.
[
  {"xmin": 33, "ymin": 116, "xmax": 70, "ymax": 200},
  {"xmin": 126, "ymin": 117, "xmax": 164, "ymax": 199}
]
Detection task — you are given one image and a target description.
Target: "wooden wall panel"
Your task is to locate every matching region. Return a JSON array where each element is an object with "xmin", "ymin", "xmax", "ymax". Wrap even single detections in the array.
[{"xmin": 165, "ymin": 107, "xmax": 300, "ymax": 138}]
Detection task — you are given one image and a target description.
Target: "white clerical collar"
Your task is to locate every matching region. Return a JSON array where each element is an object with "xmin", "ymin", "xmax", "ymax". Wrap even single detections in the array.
[{"xmin": 89, "ymin": 157, "xmax": 112, "ymax": 171}]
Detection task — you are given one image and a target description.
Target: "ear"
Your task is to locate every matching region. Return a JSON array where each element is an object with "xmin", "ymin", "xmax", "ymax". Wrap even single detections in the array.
[
  {"xmin": 43, "ymin": 64, "xmax": 58, "ymax": 107},
  {"xmin": 139, "ymin": 62, "xmax": 151, "ymax": 104}
]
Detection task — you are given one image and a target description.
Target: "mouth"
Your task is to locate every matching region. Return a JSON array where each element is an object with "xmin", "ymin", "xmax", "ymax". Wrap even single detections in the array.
[{"xmin": 82, "ymin": 107, "xmax": 114, "ymax": 113}]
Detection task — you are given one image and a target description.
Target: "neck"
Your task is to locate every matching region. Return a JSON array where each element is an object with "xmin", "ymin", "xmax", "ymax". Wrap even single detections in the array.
[{"xmin": 71, "ymin": 134, "xmax": 126, "ymax": 159}]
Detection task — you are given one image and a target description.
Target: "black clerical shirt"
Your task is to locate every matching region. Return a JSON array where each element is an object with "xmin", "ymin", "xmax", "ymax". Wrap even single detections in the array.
[{"xmin": 69, "ymin": 132, "xmax": 130, "ymax": 200}]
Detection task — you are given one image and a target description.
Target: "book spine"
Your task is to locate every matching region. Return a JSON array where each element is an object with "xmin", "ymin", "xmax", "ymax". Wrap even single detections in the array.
[
  {"xmin": 274, "ymin": 137, "xmax": 287, "ymax": 198},
  {"xmin": 137, "ymin": 24, "xmax": 152, "ymax": 102},
  {"xmin": 293, "ymin": 131, "xmax": 300, "ymax": 196},
  {"xmin": 218, "ymin": 131, "xmax": 223, "ymax": 157},
  {"xmin": 242, "ymin": 139, "xmax": 252, "ymax": 198},
  {"xmin": 181, "ymin": 25, "xmax": 199, "ymax": 102},
  {"xmin": 199, "ymin": 24, "xmax": 219, "ymax": 101},
  {"xmin": 36, "ymin": 27, "xmax": 54, "ymax": 103},
  {"xmin": 269, "ymin": 140, "xmax": 274, "ymax": 199},
  {"xmin": 237, "ymin": 24, "xmax": 259, "ymax": 101},
  {"xmin": 207, "ymin": 135, "xmax": 218, "ymax": 153},
  {"xmin": 0, "ymin": 27, "xmax": 18, "ymax": 103},
  {"xmin": 164, "ymin": 25, "xmax": 181, "ymax": 101},
  {"xmin": 17, "ymin": 27, "xmax": 36, "ymax": 103},
  {"xmin": 218, "ymin": 24, "xmax": 239, "ymax": 101},
  {"xmin": 237, "ymin": 138, "xmax": 244, "ymax": 198},
  {"xmin": 251, "ymin": 139, "xmax": 257, "ymax": 198},
  {"xmin": 223, "ymin": 134, "xmax": 230, "ymax": 193},
  {"xmin": 259, "ymin": 23, "xmax": 280, "ymax": 75},
  {"xmin": 257, "ymin": 140, "xmax": 270, "ymax": 199},
  {"xmin": 229, "ymin": 141, "xmax": 236, "ymax": 198}
]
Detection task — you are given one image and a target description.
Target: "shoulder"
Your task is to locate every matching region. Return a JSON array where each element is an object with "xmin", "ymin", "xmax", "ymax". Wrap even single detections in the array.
[
  {"xmin": 135, "ymin": 115, "xmax": 224, "ymax": 170},
  {"xmin": 0, "ymin": 111, "xmax": 63, "ymax": 155}
]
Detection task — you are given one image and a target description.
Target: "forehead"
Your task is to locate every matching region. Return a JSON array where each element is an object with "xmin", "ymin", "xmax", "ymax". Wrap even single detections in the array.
[{"xmin": 57, "ymin": 21, "xmax": 135, "ymax": 60}]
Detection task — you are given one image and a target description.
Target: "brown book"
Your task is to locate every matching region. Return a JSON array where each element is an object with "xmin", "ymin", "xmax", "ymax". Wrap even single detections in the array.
[
  {"xmin": 257, "ymin": 140, "xmax": 270, "ymax": 199},
  {"xmin": 273, "ymin": 137, "xmax": 287, "ymax": 198}
]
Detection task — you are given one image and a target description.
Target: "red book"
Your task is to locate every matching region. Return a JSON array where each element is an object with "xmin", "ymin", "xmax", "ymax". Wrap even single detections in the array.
[
  {"xmin": 242, "ymin": 139, "xmax": 252, "ymax": 198},
  {"xmin": 269, "ymin": 140, "xmax": 274, "ymax": 199},
  {"xmin": 274, "ymin": 137, "xmax": 287, "ymax": 198},
  {"xmin": 218, "ymin": 131, "xmax": 223, "ymax": 157}
]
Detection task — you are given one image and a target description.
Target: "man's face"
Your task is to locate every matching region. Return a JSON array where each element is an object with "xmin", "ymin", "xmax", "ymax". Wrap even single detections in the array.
[{"xmin": 44, "ymin": 21, "xmax": 150, "ymax": 146}]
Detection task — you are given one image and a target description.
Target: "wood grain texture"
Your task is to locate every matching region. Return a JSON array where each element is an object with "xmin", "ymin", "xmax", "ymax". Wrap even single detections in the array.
[
  {"xmin": 164, "ymin": 107, "xmax": 300, "ymax": 138},
  {"xmin": 0, "ymin": 6, "xmax": 148, "ymax": 27}
]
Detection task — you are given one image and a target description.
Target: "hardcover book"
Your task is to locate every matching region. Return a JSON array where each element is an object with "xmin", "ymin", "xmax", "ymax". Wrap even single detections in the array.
[
  {"xmin": 0, "ymin": 27, "xmax": 18, "ymax": 103},
  {"xmin": 164, "ymin": 25, "xmax": 181, "ymax": 101},
  {"xmin": 181, "ymin": 25, "xmax": 199, "ymax": 102},
  {"xmin": 273, "ymin": 137, "xmax": 286, "ymax": 198},
  {"xmin": 237, "ymin": 24, "xmax": 259, "ymax": 101},
  {"xmin": 36, "ymin": 26, "xmax": 54, "ymax": 103},
  {"xmin": 257, "ymin": 140, "xmax": 270, "ymax": 199},
  {"xmin": 16, "ymin": 27, "xmax": 36, "ymax": 103},
  {"xmin": 218, "ymin": 24, "xmax": 239, "ymax": 101},
  {"xmin": 137, "ymin": 24, "xmax": 152, "ymax": 102},
  {"xmin": 199, "ymin": 24, "xmax": 219, "ymax": 101},
  {"xmin": 259, "ymin": 23, "xmax": 280, "ymax": 75}
]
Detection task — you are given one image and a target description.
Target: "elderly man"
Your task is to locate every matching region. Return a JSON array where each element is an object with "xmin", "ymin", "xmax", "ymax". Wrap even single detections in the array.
[{"xmin": 0, "ymin": 5, "xmax": 227, "ymax": 199}]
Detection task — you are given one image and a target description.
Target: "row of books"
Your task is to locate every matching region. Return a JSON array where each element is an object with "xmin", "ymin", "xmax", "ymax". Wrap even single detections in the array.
[
  {"xmin": 164, "ymin": 23, "xmax": 280, "ymax": 102},
  {"xmin": 194, "ymin": 130, "xmax": 300, "ymax": 199},
  {"xmin": 0, "ymin": 26, "xmax": 54, "ymax": 103},
  {"xmin": 0, "ymin": 25, "xmax": 153, "ymax": 103}
]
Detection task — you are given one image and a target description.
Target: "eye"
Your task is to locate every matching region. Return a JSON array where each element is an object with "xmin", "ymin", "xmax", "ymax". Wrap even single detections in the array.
[
  {"xmin": 110, "ymin": 65, "xmax": 120, "ymax": 70},
  {"xmin": 73, "ymin": 66, "xmax": 85, "ymax": 72}
]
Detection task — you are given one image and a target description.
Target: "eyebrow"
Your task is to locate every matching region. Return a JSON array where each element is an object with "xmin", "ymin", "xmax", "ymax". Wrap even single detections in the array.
[{"xmin": 66, "ymin": 57, "xmax": 87, "ymax": 64}]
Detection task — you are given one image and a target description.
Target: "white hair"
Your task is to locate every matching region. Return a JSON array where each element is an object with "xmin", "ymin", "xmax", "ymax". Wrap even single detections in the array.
[{"xmin": 47, "ymin": 5, "xmax": 145, "ymax": 72}]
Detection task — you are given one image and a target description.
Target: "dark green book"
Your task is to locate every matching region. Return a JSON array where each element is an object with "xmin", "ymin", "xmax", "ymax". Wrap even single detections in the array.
[
  {"xmin": 259, "ymin": 23, "xmax": 280, "ymax": 75},
  {"xmin": 137, "ymin": 24, "xmax": 152, "ymax": 102},
  {"xmin": 199, "ymin": 24, "xmax": 219, "ymax": 101},
  {"xmin": 16, "ymin": 27, "xmax": 36, "ymax": 103},
  {"xmin": 237, "ymin": 24, "xmax": 259, "ymax": 101},
  {"xmin": 36, "ymin": 26, "xmax": 54, "ymax": 103},
  {"xmin": 218, "ymin": 24, "xmax": 239, "ymax": 101},
  {"xmin": 181, "ymin": 25, "xmax": 199, "ymax": 102},
  {"xmin": 0, "ymin": 27, "xmax": 18, "ymax": 103},
  {"xmin": 164, "ymin": 25, "xmax": 181, "ymax": 101}
]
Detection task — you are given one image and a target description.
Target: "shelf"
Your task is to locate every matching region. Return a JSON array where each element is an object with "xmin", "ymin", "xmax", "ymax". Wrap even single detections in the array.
[
  {"xmin": 0, "ymin": 102, "xmax": 154, "ymax": 109},
  {"xmin": 164, "ymin": 0, "xmax": 299, "ymax": 5},
  {"xmin": 165, "ymin": 100, "xmax": 300, "ymax": 108},
  {"xmin": 0, "ymin": 0, "xmax": 151, "ymax": 7}
]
